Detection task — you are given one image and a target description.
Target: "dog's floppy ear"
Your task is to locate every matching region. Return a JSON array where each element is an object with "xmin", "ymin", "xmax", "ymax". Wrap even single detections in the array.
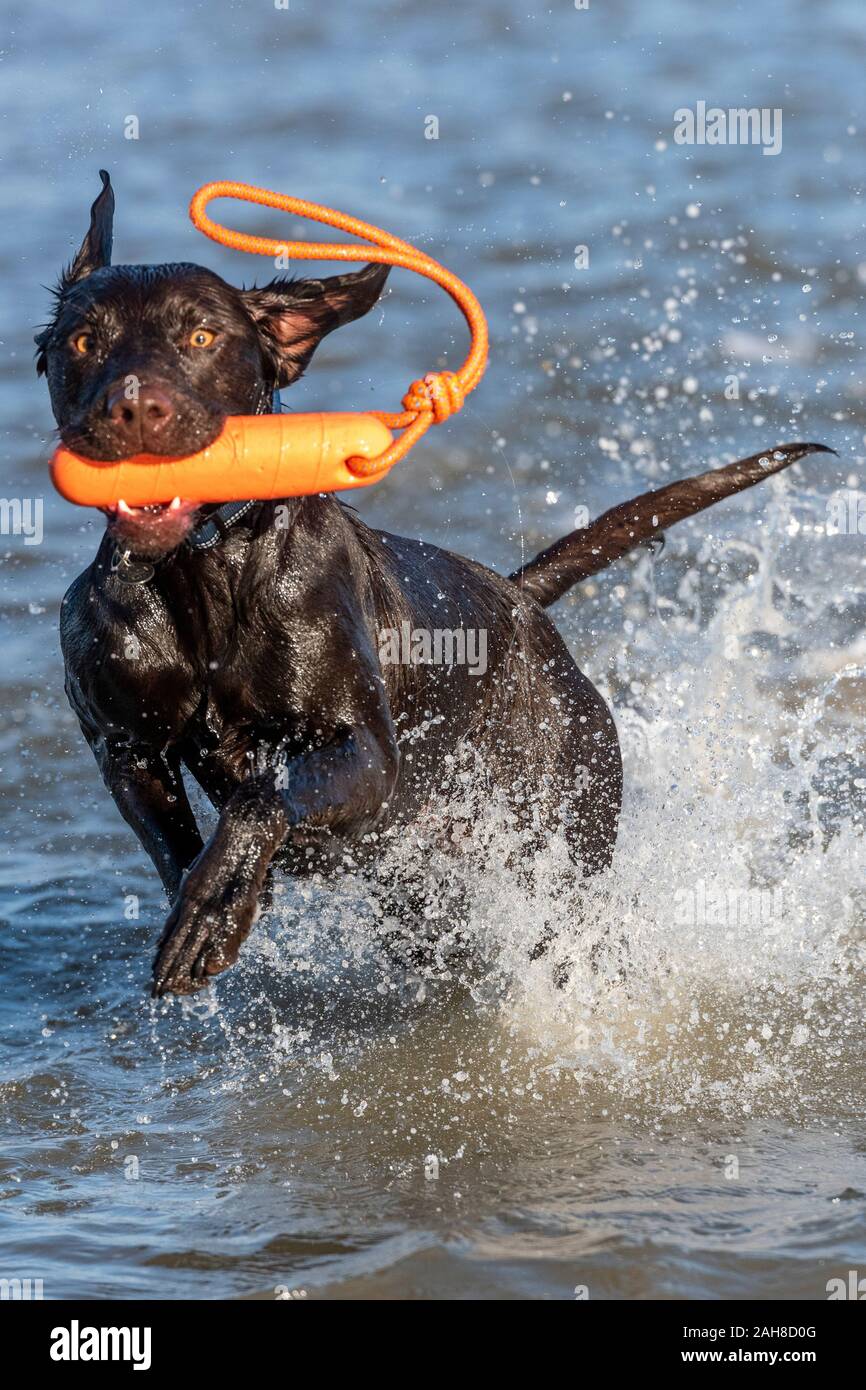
[
  {"xmin": 65, "ymin": 169, "xmax": 115, "ymax": 287},
  {"xmin": 240, "ymin": 262, "xmax": 389, "ymax": 387}
]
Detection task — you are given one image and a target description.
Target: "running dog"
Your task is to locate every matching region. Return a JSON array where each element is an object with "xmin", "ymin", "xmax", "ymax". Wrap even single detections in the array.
[{"xmin": 37, "ymin": 173, "xmax": 831, "ymax": 995}]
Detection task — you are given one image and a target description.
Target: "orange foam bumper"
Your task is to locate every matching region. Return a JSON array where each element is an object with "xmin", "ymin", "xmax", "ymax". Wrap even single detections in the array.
[{"xmin": 49, "ymin": 413, "xmax": 395, "ymax": 507}]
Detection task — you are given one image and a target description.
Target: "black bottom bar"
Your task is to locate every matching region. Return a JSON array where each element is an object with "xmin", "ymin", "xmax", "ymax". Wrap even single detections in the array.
[{"xmin": 8, "ymin": 1297, "xmax": 860, "ymax": 1373}]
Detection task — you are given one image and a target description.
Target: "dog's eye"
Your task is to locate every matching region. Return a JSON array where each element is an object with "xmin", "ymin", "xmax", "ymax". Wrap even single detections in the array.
[
  {"xmin": 72, "ymin": 332, "xmax": 93, "ymax": 356},
  {"xmin": 188, "ymin": 328, "xmax": 217, "ymax": 348}
]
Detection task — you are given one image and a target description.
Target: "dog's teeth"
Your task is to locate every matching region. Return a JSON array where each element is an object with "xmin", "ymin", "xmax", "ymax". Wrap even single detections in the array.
[
  {"xmin": 168, "ymin": 497, "xmax": 182, "ymax": 511},
  {"xmin": 117, "ymin": 499, "xmax": 133, "ymax": 514}
]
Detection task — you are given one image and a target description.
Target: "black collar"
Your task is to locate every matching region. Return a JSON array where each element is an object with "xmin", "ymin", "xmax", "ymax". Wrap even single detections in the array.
[{"xmin": 185, "ymin": 498, "xmax": 258, "ymax": 550}]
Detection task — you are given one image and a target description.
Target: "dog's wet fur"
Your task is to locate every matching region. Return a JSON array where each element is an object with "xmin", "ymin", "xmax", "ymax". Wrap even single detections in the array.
[{"xmin": 37, "ymin": 173, "xmax": 833, "ymax": 996}]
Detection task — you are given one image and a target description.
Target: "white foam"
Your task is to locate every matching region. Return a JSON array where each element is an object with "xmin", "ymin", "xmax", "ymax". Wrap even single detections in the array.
[{"xmin": 236, "ymin": 481, "xmax": 865, "ymax": 1124}]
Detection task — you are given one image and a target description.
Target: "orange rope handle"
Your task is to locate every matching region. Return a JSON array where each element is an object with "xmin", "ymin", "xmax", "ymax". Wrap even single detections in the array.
[{"xmin": 189, "ymin": 181, "xmax": 488, "ymax": 478}]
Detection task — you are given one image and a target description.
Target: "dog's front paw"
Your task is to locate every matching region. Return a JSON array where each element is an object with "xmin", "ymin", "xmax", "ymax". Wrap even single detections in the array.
[{"xmin": 151, "ymin": 857, "xmax": 259, "ymax": 998}]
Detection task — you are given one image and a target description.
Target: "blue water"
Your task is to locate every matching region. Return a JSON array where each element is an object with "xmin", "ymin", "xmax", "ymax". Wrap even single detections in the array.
[{"xmin": 1, "ymin": 0, "xmax": 865, "ymax": 1299}]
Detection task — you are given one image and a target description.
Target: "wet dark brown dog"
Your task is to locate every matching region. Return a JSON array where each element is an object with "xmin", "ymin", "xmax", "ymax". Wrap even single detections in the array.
[{"xmin": 37, "ymin": 173, "xmax": 832, "ymax": 996}]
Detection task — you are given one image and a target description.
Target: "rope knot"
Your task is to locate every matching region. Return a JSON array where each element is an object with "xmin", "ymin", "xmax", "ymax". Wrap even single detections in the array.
[{"xmin": 402, "ymin": 370, "xmax": 464, "ymax": 424}]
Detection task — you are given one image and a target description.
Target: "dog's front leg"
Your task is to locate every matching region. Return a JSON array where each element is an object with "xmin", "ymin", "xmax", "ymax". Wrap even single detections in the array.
[
  {"xmin": 91, "ymin": 738, "xmax": 204, "ymax": 901},
  {"xmin": 152, "ymin": 726, "xmax": 399, "ymax": 997}
]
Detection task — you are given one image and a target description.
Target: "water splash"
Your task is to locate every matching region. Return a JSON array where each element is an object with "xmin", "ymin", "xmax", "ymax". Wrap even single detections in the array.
[{"xmin": 215, "ymin": 478, "xmax": 866, "ymax": 1132}]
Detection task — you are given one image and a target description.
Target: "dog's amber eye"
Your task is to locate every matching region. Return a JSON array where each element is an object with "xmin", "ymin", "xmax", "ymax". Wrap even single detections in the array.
[
  {"xmin": 72, "ymin": 332, "xmax": 93, "ymax": 356},
  {"xmin": 188, "ymin": 328, "xmax": 217, "ymax": 348}
]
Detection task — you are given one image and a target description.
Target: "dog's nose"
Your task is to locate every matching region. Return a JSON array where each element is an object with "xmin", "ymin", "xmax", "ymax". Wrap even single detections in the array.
[{"xmin": 106, "ymin": 383, "xmax": 175, "ymax": 446}]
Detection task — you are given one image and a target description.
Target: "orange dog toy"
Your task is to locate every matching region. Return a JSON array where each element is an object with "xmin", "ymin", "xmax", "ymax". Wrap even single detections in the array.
[
  {"xmin": 51, "ymin": 414, "xmax": 396, "ymax": 507},
  {"xmin": 49, "ymin": 181, "xmax": 489, "ymax": 506}
]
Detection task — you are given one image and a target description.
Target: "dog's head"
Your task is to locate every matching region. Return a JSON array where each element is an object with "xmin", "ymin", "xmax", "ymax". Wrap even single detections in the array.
[{"xmin": 37, "ymin": 172, "xmax": 389, "ymax": 557}]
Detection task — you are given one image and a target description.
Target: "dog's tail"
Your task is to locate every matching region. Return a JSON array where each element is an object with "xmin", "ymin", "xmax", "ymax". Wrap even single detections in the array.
[{"xmin": 509, "ymin": 441, "xmax": 835, "ymax": 609}]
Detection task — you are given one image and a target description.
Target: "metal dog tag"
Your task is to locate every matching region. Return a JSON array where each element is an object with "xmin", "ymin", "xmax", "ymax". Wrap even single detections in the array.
[{"xmin": 110, "ymin": 548, "xmax": 155, "ymax": 585}]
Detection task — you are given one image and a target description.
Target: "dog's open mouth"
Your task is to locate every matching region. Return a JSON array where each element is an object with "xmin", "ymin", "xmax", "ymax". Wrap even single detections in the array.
[
  {"xmin": 104, "ymin": 495, "xmax": 200, "ymax": 555},
  {"xmin": 114, "ymin": 497, "xmax": 186, "ymax": 519}
]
